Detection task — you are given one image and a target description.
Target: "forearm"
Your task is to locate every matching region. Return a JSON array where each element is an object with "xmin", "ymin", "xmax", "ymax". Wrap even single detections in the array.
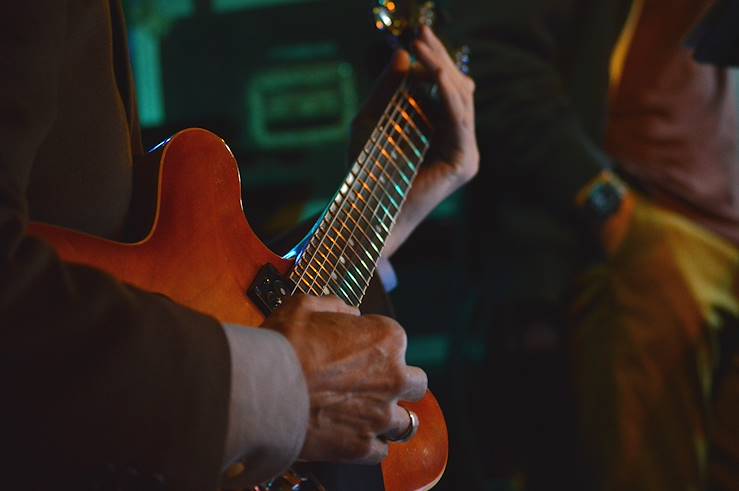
[{"xmin": 384, "ymin": 162, "xmax": 464, "ymax": 258}]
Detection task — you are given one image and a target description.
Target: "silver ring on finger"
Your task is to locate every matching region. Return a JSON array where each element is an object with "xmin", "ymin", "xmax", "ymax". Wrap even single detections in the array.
[{"xmin": 388, "ymin": 407, "xmax": 419, "ymax": 443}]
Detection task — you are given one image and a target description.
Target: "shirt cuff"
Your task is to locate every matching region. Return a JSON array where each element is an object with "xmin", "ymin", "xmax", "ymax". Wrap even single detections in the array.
[
  {"xmin": 222, "ymin": 325, "xmax": 309, "ymax": 486},
  {"xmin": 377, "ymin": 256, "xmax": 398, "ymax": 292}
]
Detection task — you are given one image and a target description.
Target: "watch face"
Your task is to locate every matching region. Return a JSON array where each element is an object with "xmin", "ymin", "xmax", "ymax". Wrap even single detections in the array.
[{"xmin": 588, "ymin": 181, "xmax": 623, "ymax": 221}]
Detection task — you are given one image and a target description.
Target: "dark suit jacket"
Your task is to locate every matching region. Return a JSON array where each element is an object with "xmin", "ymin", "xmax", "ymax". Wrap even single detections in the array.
[{"xmin": 1, "ymin": 2, "xmax": 230, "ymax": 489}]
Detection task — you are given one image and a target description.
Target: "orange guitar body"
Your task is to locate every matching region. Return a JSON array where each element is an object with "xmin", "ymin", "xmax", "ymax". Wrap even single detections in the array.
[{"xmin": 28, "ymin": 128, "xmax": 448, "ymax": 491}]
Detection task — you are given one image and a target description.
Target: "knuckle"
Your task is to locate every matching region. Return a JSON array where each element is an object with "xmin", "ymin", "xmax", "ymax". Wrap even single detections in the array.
[
  {"xmin": 292, "ymin": 293, "xmax": 310, "ymax": 307},
  {"xmin": 386, "ymin": 320, "xmax": 408, "ymax": 346}
]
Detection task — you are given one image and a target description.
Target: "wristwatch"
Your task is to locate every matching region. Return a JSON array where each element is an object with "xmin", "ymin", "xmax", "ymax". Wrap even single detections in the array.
[{"xmin": 575, "ymin": 170, "xmax": 628, "ymax": 225}]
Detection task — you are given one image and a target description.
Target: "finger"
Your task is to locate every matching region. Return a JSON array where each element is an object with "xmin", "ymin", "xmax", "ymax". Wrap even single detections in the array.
[
  {"xmin": 419, "ymin": 25, "xmax": 448, "ymax": 60},
  {"xmin": 398, "ymin": 365, "xmax": 428, "ymax": 402},
  {"xmin": 412, "ymin": 37, "xmax": 444, "ymax": 78},
  {"xmin": 310, "ymin": 294, "xmax": 361, "ymax": 316},
  {"xmin": 417, "ymin": 25, "xmax": 462, "ymax": 76},
  {"xmin": 413, "ymin": 39, "xmax": 467, "ymax": 113},
  {"xmin": 382, "ymin": 404, "xmax": 414, "ymax": 441},
  {"xmin": 415, "ymin": 42, "xmax": 466, "ymax": 121},
  {"xmin": 289, "ymin": 294, "xmax": 360, "ymax": 316}
]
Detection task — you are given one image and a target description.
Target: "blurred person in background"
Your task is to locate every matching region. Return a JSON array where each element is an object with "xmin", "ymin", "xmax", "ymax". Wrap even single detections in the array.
[{"xmin": 452, "ymin": 0, "xmax": 739, "ymax": 489}]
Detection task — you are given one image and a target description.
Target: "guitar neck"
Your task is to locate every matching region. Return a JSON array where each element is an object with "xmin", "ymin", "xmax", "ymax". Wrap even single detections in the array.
[{"xmin": 288, "ymin": 78, "xmax": 433, "ymax": 306}]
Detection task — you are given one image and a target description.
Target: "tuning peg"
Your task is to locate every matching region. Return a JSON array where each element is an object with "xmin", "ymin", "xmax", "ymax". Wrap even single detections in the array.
[{"xmin": 454, "ymin": 45, "xmax": 471, "ymax": 75}]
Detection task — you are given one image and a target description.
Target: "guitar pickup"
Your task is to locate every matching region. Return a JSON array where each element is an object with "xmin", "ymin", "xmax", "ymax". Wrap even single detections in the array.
[{"xmin": 247, "ymin": 264, "xmax": 294, "ymax": 316}]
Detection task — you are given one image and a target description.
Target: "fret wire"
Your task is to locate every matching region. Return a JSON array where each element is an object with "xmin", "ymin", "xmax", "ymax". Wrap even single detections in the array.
[
  {"xmin": 354, "ymin": 173, "xmax": 401, "ymax": 217},
  {"xmin": 385, "ymin": 135, "xmax": 417, "ymax": 174},
  {"xmin": 290, "ymin": 80, "xmax": 411, "ymax": 297},
  {"xmin": 336, "ymin": 205, "xmax": 383, "ymax": 258},
  {"xmin": 298, "ymin": 278, "xmax": 319, "ymax": 295},
  {"xmin": 320, "ymin": 96, "xmax": 417, "ymax": 302},
  {"xmin": 353, "ymin": 180, "xmax": 397, "ymax": 224},
  {"xmin": 371, "ymin": 120, "xmax": 421, "ymax": 170},
  {"xmin": 371, "ymin": 111, "xmax": 423, "ymax": 172},
  {"xmin": 378, "ymin": 148, "xmax": 412, "ymax": 187},
  {"xmin": 312, "ymin": 239, "xmax": 374, "ymax": 290},
  {"xmin": 368, "ymin": 114, "xmax": 423, "ymax": 178},
  {"xmin": 296, "ymin": 255, "xmax": 332, "ymax": 290},
  {"xmin": 352, "ymin": 201, "xmax": 391, "ymax": 235},
  {"xmin": 390, "ymin": 122, "xmax": 423, "ymax": 158},
  {"xmin": 296, "ymin": 81, "xmax": 430, "ymax": 302},
  {"xmin": 328, "ymin": 221, "xmax": 376, "ymax": 272},
  {"xmin": 397, "ymin": 106, "xmax": 426, "ymax": 143},
  {"xmin": 351, "ymin": 174, "xmax": 395, "ymax": 236},
  {"xmin": 358, "ymin": 97, "xmax": 428, "ymax": 232},
  {"xmin": 346, "ymin": 216, "xmax": 380, "ymax": 260},
  {"xmin": 368, "ymin": 127, "xmax": 416, "ymax": 177},
  {"xmin": 361, "ymin": 99, "xmax": 429, "ymax": 246},
  {"xmin": 406, "ymin": 93, "xmax": 433, "ymax": 129},
  {"xmin": 375, "ymin": 123, "xmax": 420, "ymax": 175},
  {"xmin": 362, "ymin": 99, "xmax": 426, "ymax": 198},
  {"xmin": 335, "ymin": 195, "xmax": 392, "ymax": 237},
  {"xmin": 332, "ymin": 280, "xmax": 359, "ymax": 305},
  {"xmin": 371, "ymin": 122, "xmax": 423, "ymax": 160},
  {"xmin": 296, "ymin": 267, "xmax": 323, "ymax": 296},
  {"xmin": 360, "ymin": 154, "xmax": 404, "ymax": 201},
  {"xmin": 303, "ymin": 258, "xmax": 335, "ymax": 291},
  {"xmin": 318, "ymin": 225, "xmax": 367, "ymax": 299}
]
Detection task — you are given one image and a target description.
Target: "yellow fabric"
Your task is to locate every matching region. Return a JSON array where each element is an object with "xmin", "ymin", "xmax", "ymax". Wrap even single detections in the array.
[
  {"xmin": 609, "ymin": 0, "xmax": 645, "ymax": 92},
  {"xmin": 572, "ymin": 198, "xmax": 739, "ymax": 490},
  {"xmin": 638, "ymin": 200, "xmax": 739, "ymax": 327}
]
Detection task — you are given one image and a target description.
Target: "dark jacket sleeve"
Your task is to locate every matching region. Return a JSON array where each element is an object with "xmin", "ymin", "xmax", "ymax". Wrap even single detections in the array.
[
  {"xmin": 0, "ymin": 4, "xmax": 230, "ymax": 489},
  {"xmin": 453, "ymin": 0, "xmax": 626, "ymax": 211}
]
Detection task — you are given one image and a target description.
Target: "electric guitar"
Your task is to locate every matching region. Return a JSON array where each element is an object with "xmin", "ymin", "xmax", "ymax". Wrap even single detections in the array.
[{"xmin": 29, "ymin": 1, "xmax": 464, "ymax": 489}]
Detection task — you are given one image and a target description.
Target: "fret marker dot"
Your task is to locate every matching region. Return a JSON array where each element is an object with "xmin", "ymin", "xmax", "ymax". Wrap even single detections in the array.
[{"xmin": 323, "ymin": 286, "xmax": 331, "ymax": 295}]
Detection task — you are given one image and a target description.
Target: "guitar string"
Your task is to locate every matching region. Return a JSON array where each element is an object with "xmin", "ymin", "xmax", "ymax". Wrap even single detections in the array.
[
  {"xmin": 310, "ymin": 88, "xmax": 431, "ymax": 304},
  {"xmin": 289, "ymin": 84, "xmax": 412, "ymax": 301},
  {"xmin": 298, "ymin": 87, "xmax": 431, "ymax": 303},
  {"xmin": 303, "ymin": 89, "xmax": 427, "ymax": 302},
  {"xmin": 303, "ymin": 91, "xmax": 417, "ymax": 302},
  {"xmin": 288, "ymin": 79, "xmax": 410, "ymax": 298},
  {"xmin": 290, "ymin": 83, "xmax": 423, "ymax": 301},
  {"xmin": 320, "ymin": 93, "xmax": 430, "ymax": 304}
]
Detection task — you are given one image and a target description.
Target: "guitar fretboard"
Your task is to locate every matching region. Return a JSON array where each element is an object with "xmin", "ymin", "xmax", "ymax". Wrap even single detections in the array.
[{"xmin": 288, "ymin": 78, "xmax": 432, "ymax": 306}]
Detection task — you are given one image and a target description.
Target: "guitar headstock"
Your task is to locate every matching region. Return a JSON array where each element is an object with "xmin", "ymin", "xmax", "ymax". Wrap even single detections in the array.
[
  {"xmin": 373, "ymin": 0, "xmax": 436, "ymax": 38},
  {"xmin": 372, "ymin": 0, "xmax": 469, "ymax": 75}
]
